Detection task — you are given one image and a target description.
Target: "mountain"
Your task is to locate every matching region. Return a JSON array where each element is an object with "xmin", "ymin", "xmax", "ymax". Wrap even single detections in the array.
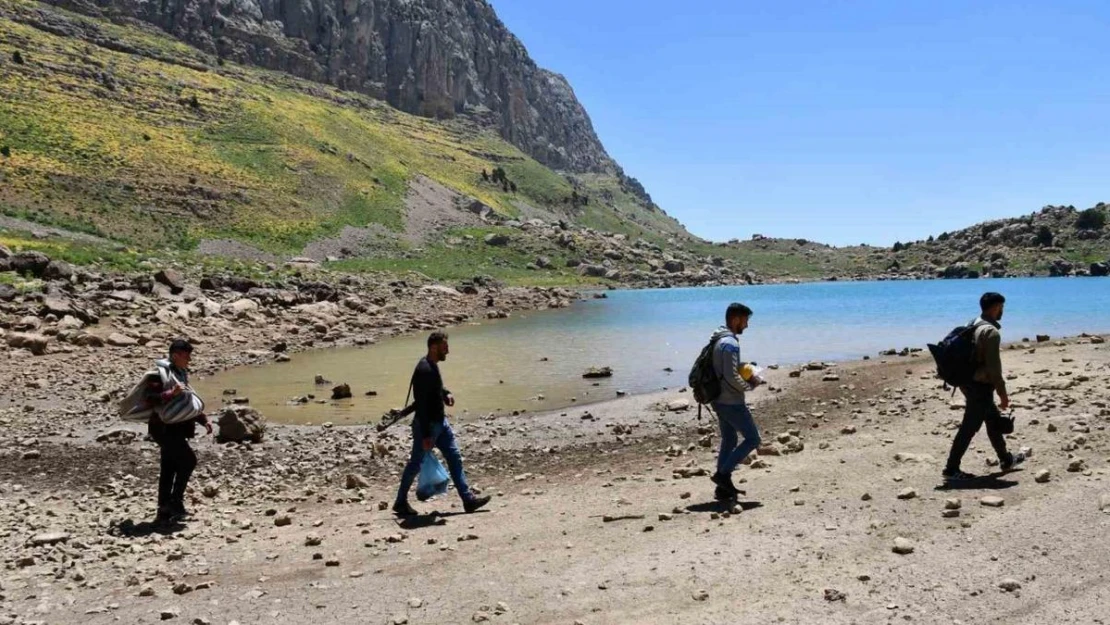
[
  {"xmin": 0, "ymin": 0, "xmax": 686, "ymax": 262},
  {"xmin": 41, "ymin": 0, "xmax": 625, "ymax": 178}
]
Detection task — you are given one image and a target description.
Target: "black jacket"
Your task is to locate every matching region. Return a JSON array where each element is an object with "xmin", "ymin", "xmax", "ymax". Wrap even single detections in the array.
[{"xmin": 410, "ymin": 357, "xmax": 451, "ymax": 439}]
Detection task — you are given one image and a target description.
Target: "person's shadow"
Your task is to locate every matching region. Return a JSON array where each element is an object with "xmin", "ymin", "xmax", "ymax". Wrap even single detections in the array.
[
  {"xmin": 111, "ymin": 518, "xmax": 186, "ymax": 537},
  {"xmin": 685, "ymin": 500, "xmax": 764, "ymax": 514},
  {"xmin": 933, "ymin": 471, "xmax": 1020, "ymax": 491},
  {"xmin": 395, "ymin": 509, "xmax": 485, "ymax": 530}
]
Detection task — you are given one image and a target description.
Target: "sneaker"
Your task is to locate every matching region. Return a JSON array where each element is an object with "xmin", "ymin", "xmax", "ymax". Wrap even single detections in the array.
[
  {"xmin": 1001, "ymin": 451, "xmax": 1026, "ymax": 472},
  {"xmin": 710, "ymin": 472, "xmax": 739, "ymax": 497},
  {"xmin": 392, "ymin": 501, "xmax": 419, "ymax": 517},
  {"xmin": 463, "ymin": 494, "xmax": 491, "ymax": 513},
  {"xmin": 714, "ymin": 485, "xmax": 736, "ymax": 501},
  {"xmin": 943, "ymin": 469, "xmax": 976, "ymax": 484}
]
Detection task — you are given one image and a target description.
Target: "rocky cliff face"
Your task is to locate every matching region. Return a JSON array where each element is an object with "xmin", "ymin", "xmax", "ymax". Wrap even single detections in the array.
[{"xmin": 47, "ymin": 0, "xmax": 615, "ymax": 174}]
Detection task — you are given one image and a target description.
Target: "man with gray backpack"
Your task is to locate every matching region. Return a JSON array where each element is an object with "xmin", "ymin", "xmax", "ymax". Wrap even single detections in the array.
[
  {"xmin": 144, "ymin": 339, "xmax": 211, "ymax": 525},
  {"xmin": 690, "ymin": 303, "xmax": 763, "ymax": 500}
]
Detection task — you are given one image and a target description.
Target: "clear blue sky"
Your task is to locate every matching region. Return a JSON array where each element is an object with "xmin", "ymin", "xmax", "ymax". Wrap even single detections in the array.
[{"xmin": 490, "ymin": 0, "xmax": 1110, "ymax": 246}]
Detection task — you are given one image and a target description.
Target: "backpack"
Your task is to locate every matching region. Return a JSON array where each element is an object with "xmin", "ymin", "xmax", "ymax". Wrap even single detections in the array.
[
  {"xmin": 927, "ymin": 321, "xmax": 988, "ymax": 391},
  {"xmin": 688, "ymin": 337, "xmax": 723, "ymax": 418}
]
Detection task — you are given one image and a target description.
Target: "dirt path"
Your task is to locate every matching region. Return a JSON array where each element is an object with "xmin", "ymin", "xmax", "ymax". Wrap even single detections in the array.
[{"xmin": 2, "ymin": 336, "xmax": 1108, "ymax": 624}]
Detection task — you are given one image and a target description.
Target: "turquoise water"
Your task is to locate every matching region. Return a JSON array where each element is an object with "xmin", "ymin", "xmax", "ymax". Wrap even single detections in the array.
[{"xmin": 198, "ymin": 278, "xmax": 1110, "ymax": 423}]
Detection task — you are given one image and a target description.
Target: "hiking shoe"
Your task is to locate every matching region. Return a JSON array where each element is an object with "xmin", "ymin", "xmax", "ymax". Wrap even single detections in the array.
[
  {"xmin": 710, "ymin": 472, "xmax": 740, "ymax": 497},
  {"xmin": 153, "ymin": 506, "xmax": 175, "ymax": 527},
  {"xmin": 1001, "ymin": 451, "xmax": 1026, "ymax": 472},
  {"xmin": 714, "ymin": 485, "xmax": 737, "ymax": 501},
  {"xmin": 392, "ymin": 501, "xmax": 419, "ymax": 517},
  {"xmin": 463, "ymin": 495, "xmax": 491, "ymax": 513},
  {"xmin": 943, "ymin": 470, "xmax": 976, "ymax": 484},
  {"xmin": 170, "ymin": 501, "xmax": 191, "ymax": 522}
]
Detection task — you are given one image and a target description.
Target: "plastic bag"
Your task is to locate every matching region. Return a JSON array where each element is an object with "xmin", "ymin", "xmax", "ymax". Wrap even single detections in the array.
[{"xmin": 416, "ymin": 453, "xmax": 450, "ymax": 501}]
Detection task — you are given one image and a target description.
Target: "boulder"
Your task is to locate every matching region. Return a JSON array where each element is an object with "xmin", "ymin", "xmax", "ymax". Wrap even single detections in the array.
[
  {"xmin": 106, "ymin": 333, "xmax": 138, "ymax": 347},
  {"xmin": 1090, "ymin": 262, "xmax": 1109, "ymax": 277},
  {"xmin": 229, "ymin": 299, "xmax": 260, "ymax": 317},
  {"xmin": 0, "ymin": 283, "xmax": 16, "ymax": 302},
  {"xmin": 583, "ymin": 366, "xmax": 613, "ymax": 379},
  {"xmin": 10, "ymin": 251, "xmax": 50, "ymax": 276},
  {"xmin": 154, "ymin": 269, "xmax": 186, "ymax": 294},
  {"xmin": 663, "ymin": 260, "xmax": 685, "ymax": 273},
  {"xmin": 41, "ymin": 295, "xmax": 98, "ymax": 325},
  {"xmin": 577, "ymin": 264, "xmax": 607, "ymax": 278},
  {"xmin": 216, "ymin": 406, "xmax": 266, "ymax": 443},
  {"xmin": 43, "ymin": 260, "xmax": 75, "ymax": 281},
  {"xmin": 331, "ymin": 384, "xmax": 352, "ymax": 400},
  {"xmin": 6, "ymin": 332, "xmax": 48, "ymax": 355},
  {"xmin": 483, "ymin": 233, "xmax": 510, "ymax": 246}
]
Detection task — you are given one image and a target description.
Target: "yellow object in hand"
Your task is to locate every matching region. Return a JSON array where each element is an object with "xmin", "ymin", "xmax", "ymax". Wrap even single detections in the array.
[{"xmin": 739, "ymin": 363, "xmax": 757, "ymax": 381}]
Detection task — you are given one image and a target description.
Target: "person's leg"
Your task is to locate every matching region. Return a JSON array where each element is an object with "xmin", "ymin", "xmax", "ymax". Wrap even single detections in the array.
[
  {"xmin": 394, "ymin": 423, "xmax": 429, "ymax": 506},
  {"xmin": 979, "ymin": 392, "xmax": 1013, "ymax": 466},
  {"xmin": 944, "ymin": 388, "xmax": 986, "ymax": 475},
  {"xmin": 157, "ymin": 440, "xmax": 175, "ymax": 517},
  {"xmin": 169, "ymin": 440, "xmax": 197, "ymax": 514},
  {"xmin": 715, "ymin": 405, "xmax": 739, "ymax": 475},
  {"xmin": 722, "ymin": 403, "xmax": 761, "ymax": 472},
  {"xmin": 435, "ymin": 420, "xmax": 472, "ymax": 500}
]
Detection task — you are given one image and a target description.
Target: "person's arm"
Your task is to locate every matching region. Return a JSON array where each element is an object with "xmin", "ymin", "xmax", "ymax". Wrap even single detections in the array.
[
  {"xmin": 719, "ymin": 338, "xmax": 747, "ymax": 393},
  {"xmin": 980, "ymin": 328, "xmax": 1009, "ymax": 401},
  {"xmin": 412, "ymin": 364, "xmax": 436, "ymax": 442}
]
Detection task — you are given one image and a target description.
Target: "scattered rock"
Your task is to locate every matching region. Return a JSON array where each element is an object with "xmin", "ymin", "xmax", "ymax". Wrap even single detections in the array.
[
  {"xmin": 998, "ymin": 578, "xmax": 1022, "ymax": 592},
  {"xmin": 30, "ymin": 531, "xmax": 70, "ymax": 546},
  {"xmin": 944, "ymin": 498, "xmax": 962, "ymax": 510},
  {"xmin": 897, "ymin": 488, "xmax": 918, "ymax": 500},
  {"xmin": 106, "ymin": 332, "xmax": 138, "ymax": 347},
  {"xmin": 1068, "ymin": 458, "xmax": 1087, "ymax": 473},
  {"xmin": 692, "ymin": 589, "xmax": 709, "ymax": 602},
  {"xmin": 160, "ymin": 607, "xmax": 180, "ymax": 620},
  {"xmin": 980, "ymin": 496, "xmax": 1005, "ymax": 507},
  {"xmin": 331, "ymin": 383, "xmax": 352, "ymax": 400},
  {"xmin": 892, "ymin": 537, "xmax": 915, "ymax": 554},
  {"xmin": 1034, "ymin": 469, "xmax": 1051, "ymax": 483},
  {"xmin": 345, "ymin": 474, "xmax": 371, "ymax": 489},
  {"xmin": 666, "ymin": 399, "xmax": 690, "ymax": 412},
  {"xmin": 824, "ymin": 588, "xmax": 847, "ymax": 602},
  {"xmin": 583, "ymin": 366, "xmax": 613, "ymax": 379}
]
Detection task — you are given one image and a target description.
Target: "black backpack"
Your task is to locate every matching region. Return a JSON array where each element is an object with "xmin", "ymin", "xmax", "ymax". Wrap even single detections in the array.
[
  {"xmin": 927, "ymin": 321, "xmax": 987, "ymax": 391},
  {"xmin": 688, "ymin": 337, "xmax": 723, "ymax": 418}
]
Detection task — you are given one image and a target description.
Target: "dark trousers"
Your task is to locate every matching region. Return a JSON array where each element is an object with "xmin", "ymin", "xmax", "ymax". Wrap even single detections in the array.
[
  {"xmin": 945, "ymin": 383, "xmax": 1011, "ymax": 473},
  {"xmin": 157, "ymin": 436, "xmax": 197, "ymax": 509}
]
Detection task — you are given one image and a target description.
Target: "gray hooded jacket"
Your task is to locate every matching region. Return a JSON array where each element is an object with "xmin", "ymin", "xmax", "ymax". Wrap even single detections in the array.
[{"xmin": 710, "ymin": 326, "xmax": 748, "ymax": 405}]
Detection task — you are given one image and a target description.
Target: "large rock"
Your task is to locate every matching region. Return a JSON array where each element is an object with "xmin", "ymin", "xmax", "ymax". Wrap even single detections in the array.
[
  {"xmin": 483, "ymin": 233, "xmax": 510, "ymax": 247},
  {"xmin": 0, "ymin": 284, "xmax": 16, "ymax": 301},
  {"xmin": 42, "ymin": 260, "xmax": 75, "ymax": 281},
  {"xmin": 331, "ymin": 384, "xmax": 352, "ymax": 400},
  {"xmin": 577, "ymin": 264, "xmax": 608, "ymax": 278},
  {"xmin": 6, "ymin": 332, "xmax": 49, "ymax": 355},
  {"xmin": 663, "ymin": 260, "xmax": 685, "ymax": 273},
  {"xmin": 1090, "ymin": 262, "xmax": 1109, "ymax": 277},
  {"xmin": 216, "ymin": 406, "xmax": 267, "ymax": 443},
  {"xmin": 106, "ymin": 333, "xmax": 138, "ymax": 347},
  {"xmin": 154, "ymin": 268, "xmax": 186, "ymax": 294},
  {"xmin": 41, "ymin": 295, "xmax": 99, "ymax": 325},
  {"xmin": 10, "ymin": 251, "xmax": 50, "ymax": 276}
]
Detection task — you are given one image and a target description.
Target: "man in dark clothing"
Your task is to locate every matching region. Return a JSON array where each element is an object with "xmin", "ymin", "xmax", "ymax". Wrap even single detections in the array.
[
  {"xmin": 146, "ymin": 339, "xmax": 211, "ymax": 524},
  {"xmin": 942, "ymin": 293, "xmax": 1026, "ymax": 483},
  {"xmin": 393, "ymin": 331, "xmax": 490, "ymax": 516}
]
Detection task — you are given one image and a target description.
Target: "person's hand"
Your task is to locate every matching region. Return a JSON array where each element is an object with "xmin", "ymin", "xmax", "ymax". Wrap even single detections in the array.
[
  {"xmin": 422, "ymin": 437, "xmax": 435, "ymax": 451},
  {"xmin": 170, "ymin": 384, "xmax": 185, "ymax": 397},
  {"xmin": 445, "ymin": 394, "xmax": 455, "ymax": 408},
  {"xmin": 998, "ymin": 392, "xmax": 1010, "ymax": 411},
  {"xmin": 202, "ymin": 418, "xmax": 213, "ymax": 436}
]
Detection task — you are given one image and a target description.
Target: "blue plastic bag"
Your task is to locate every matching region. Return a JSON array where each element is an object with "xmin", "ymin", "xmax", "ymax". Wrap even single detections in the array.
[{"xmin": 416, "ymin": 453, "xmax": 450, "ymax": 501}]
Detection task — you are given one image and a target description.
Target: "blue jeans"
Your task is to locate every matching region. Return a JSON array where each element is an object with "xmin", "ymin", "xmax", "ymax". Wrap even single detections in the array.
[
  {"xmin": 395, "ymin": 419, "xmax": 472, "ymax": 504},
  {"xmin": 713, "ymin": 402, "xmax": 761, "ymax": 475}
]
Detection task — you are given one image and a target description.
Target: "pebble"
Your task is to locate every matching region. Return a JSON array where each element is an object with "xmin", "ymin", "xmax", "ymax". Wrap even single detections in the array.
[
  {"xmin": 274, "ymin": 515, "xmax": 292, "ymax": 527},
  {"xmin": 824, "ymin": 588, "xmax": 847, "ymax": 602},
  {"xmin": 692, "ymin": 589, "xmax": 709, "ymax": 601},
  {"xmin": 139, "ymin": 584, "xmax": 155, "ymax": 597},
  {"xmin": 1068, "ymin": 458, "xmax": 1087, "ymax": 473},
  {"xmin": 944, "ymin": 498, "xmax": 962, "ymax": 510},
  {"xmin": 998, "ymin": 578, "xmax": 1022, "ymax": 592},
  {"xmin": 897, "ymin": 488, "xmax": 918, "ymax": 500},
  {"xmin": 980, "ymin": 496, "xmax": 1005, "ymax": 507},
  {"xmin": 305, "ymin": 534, "xmax": 323, "ymax": 546},
  {"xmin": 1034, "ymin": 469, "xmax": 1051, "ymax": 483},
  {"xmin": 160, "ymin": 608, "xmax": 180, "ymax": 620}
]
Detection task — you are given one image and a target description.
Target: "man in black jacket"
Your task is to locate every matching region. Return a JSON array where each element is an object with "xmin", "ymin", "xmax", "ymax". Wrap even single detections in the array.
[
  {"xmin": 393, "ymin": 331, "xmax": 491, "ymax": 516},
  {"xmin": 146, "ymin": 339, "xmax": 211, "ymax": 525}
]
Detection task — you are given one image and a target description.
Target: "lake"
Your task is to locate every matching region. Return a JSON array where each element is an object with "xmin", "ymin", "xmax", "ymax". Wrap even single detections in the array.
[{"xmin": 194, "ymin": 277, "xmax": 1110, "ymax": 424}]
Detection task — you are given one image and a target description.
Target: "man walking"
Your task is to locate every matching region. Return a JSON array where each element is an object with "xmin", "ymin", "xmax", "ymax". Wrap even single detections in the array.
[
  {"xmin": 147, "ymin": 339, "xmax": 211, "ymax": 525},
  {"xmin": 709, "ymin": 303, "xmax": 762, "ymax": 500},
  {"xmin": 393, "ymin": 331, "xmax": 491, "ymax": 516},
  {"xmin": 943, "ymin": 292, "xmax": 1026, "ymax": 483}
]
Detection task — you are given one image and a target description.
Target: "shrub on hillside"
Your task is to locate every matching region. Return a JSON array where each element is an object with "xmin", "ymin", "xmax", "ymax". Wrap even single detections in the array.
[
  {"xmin": 1076, "ymin": 208, "xmax": 1106, "ymax": 231},
  {"xmin": 1034, "ymin": 225, "xmax": 1054, "ymax": 247}
]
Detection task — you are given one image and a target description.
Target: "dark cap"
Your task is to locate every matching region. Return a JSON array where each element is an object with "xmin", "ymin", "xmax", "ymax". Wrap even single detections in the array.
[{"xmin": 169, "ymin": 339, "xmax": 194, "ymax": 355}]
